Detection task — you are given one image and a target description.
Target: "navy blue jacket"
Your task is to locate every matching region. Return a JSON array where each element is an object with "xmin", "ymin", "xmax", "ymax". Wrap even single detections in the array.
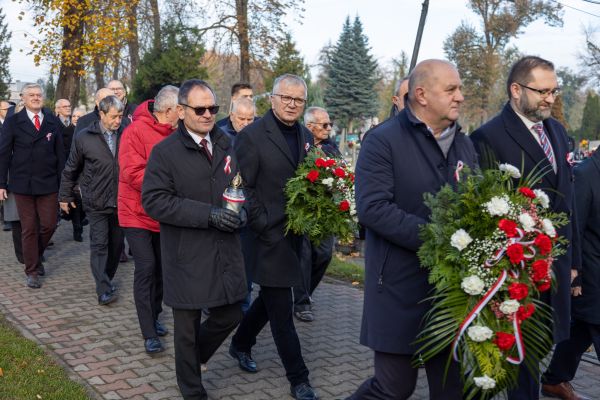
[
  {"xmin": 0, "ymin": 108, "xmax": 65, "ymax": 195},
  {"xmin": 356, "ymin": 106, "xmax": 478, "ymax": 354},
  {"xmin": 470, "ymin": 103, "xmax": 580, "ymax": 343},
  {"xmin": 217, "ymin": 115, "xmax": 260, "ymax": 139}
]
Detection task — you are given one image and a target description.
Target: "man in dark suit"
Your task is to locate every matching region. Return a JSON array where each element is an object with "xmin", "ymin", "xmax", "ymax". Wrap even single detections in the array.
[
  {"xmin": 347, "ymin": 59, "xmax": 475, "ymax": 400},
  {"xmin": 0, "ymin": 83, "xmax": 65, "ymax": 289},
  {"xmin": 470, "ymin": 55, "xmax": 581, "ymax": 400},
  {"xmin": 1, "ymin": 99, "xmax": 14, "ymax": 231},
  {"xmin": 217, "ymin": 82, "xmax": 258, "ymax": 136},
  {"xmin": 229, "ymin": 74, "xmax": 318, "ymax": 400}
]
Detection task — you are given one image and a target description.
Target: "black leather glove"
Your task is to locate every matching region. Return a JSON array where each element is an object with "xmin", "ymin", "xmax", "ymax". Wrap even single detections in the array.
[
  {"xmin": 208, "ymin": 207, "xmax": 241, "ymax": 232},
  {"xmin": 239, "ymin": 207, "xmax": 248, "ymax": 228}
]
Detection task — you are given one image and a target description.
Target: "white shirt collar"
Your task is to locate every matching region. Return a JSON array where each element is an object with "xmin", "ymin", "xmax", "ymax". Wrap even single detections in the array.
[
  {"xmin": 26, "ymin": 108, "xmax": 44, "ymax": 125},
  {"xmin": 187, "ymin": 130, "xmax": 212, "ymax": 152}
]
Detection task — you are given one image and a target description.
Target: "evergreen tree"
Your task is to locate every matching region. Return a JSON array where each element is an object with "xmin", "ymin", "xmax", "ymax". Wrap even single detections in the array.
[
  {"xmin": 578, "ymin": 91, "xmax": 600, "ymax": 140},
  {"xmin": 0, "ymin": 9, "xmax": 12, "ymax": 99},
  {"xmin": 324, "ymin": 16, "xmax": 379, "ymax": 149},
  {"xmin": 45, "ymin": 75, "xmax": 56, "ymax": 107}
]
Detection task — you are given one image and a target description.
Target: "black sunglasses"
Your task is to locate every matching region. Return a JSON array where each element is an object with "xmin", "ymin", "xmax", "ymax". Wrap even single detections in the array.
[{"xmin": 180, "ymin": 103, "xmax": 220, "ymax": 115}]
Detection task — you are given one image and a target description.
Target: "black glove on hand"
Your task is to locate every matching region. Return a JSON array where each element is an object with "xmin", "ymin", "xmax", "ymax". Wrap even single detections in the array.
[
  {"xmin": 239, "ymin": 207, "xmax": 248, "ymax": 228},
  {"xmin": 209, "ymin": 207, "xmax": 241, "ymax": 232}
]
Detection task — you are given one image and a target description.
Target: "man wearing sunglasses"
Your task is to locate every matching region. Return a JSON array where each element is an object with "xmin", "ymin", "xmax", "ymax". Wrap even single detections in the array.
[
  {"xmin": 142, "ymin": 79, "xmax": 247, "ymax": 400},
  {"xmin": 229, "ymin": 74, "xmax": 319, "ymax": 400},
  {"xmin": 471, "ymin": 56, "xmax": 582, "ymax": 400}
]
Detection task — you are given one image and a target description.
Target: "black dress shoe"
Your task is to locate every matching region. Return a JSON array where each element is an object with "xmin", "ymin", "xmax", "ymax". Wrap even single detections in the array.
[
  {"xmin": 26, "ymin": 275, "xmax": 42, "ymax": 289},
  {"xmin": 155, "ymin": 320, "xmax": 168, "ymax": 337},
  {"xmin": 144, "ymin": 337, "xmax": 165, "ymax": 354},
  {"xmin": 73, "ymin": 230, "xmax": 83, "ymax": 242},
  {"xmin": 294, "ymin": 310, "xmax": 314, "ymax": 322},
  {"xmin": 110, "ymin": 283, "xmax": 117, "ymax": 293},
  {"xmin": 229, "ymin": 343, "xmax": 257, "ymax": 373},
  {"xmin": 36, "ymin": 263, "xmax": 45, "ymax": 276},
  {"xmin": 98, "ymin": 292, "xmax": 117, "ymax": 305},
  {"xmin": 3, "ymin": 222, "xmax": 12, "ymax": 231},
  {"xmin": 291, "ymin": 383, "xmax": 319, "ymax": 400}
]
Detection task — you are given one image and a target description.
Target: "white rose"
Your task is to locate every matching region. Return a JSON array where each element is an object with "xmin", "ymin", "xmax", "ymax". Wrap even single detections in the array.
[
  {"xmin": 461, "ymin": 275, "xmax": 485, "ymax": 296},
  {"xmin": 542, "ymin": 218, "xmax": 557, "ymax": 237},
  {"xmin": 450, "ymin": 229, "xmax": 473, "ymax": 251},
  {"xmin": 485, "ymin": 196, "xmax": 510, "ymax": 216},
  {"xmin": 467, "ymin": 326, "xmax": 494, "ymax": 342},
  {"xmin": 518, "ymin": 213, "xmax": 536, "ymax": 232},
  {"xmin": 534, "ymin": 189, "xmax": 550, "ymax": 208},
  {"xmin": 474, "ymin": 375, "xmax": 496, "ymax": 390},
  {"xmin": 499, "ymin": 163, "xmax": 521, "ymax": 179},
  {"xmin": 499, "ymin": 299, "xmax": 520, "ymax": 315},
  {"xmin": 321, "ymin": 177, "xmax": 334, "ymax": 187}
]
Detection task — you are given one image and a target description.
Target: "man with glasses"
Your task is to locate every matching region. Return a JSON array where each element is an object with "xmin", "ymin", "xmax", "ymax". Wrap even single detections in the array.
[
  {"xmin": 471, "ymin": 56, "xmax": 581, "ymax": 400},
  {"xmin": 229, "ymin": 74, "xmax": 318, "ymax": 400},
  {"xmin": 142, "ymin": 79, "xmax": 247, "ymax": 400},
  {"xmin": 107, "ymin": 80, "xmax": 137, "ymax": 128}
]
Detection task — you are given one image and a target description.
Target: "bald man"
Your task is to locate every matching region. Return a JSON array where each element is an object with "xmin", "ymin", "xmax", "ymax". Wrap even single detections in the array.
[
  {"xmin": 75, "ymin": 88, "xmax": 115, "ymax": 135},
  {"xmin": 347, "ymin": 60, "xmax": 478, "ymax": 399}
]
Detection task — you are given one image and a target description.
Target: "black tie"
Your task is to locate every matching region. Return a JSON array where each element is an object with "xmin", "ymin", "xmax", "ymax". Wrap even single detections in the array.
[{"xmin": 200, "ymin": 138, "xmax": 212, "ymax": 163}]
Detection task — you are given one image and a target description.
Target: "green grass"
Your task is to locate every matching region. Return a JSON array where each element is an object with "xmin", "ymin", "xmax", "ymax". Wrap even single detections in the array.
[
  {"xmin": 0, "ymin": 314, "xmax": 91, "ymax": 400},
  {"xmin": 326, "ymin": 256, "xmax": 365, "ymax": 286}
]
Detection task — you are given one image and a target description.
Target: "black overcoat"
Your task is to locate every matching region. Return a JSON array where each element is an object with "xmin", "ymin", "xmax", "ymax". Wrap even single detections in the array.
[
  {"xmin": 142, "ymin": 123, "xmax": 247, "ymax": 310},
  {"xmin": 356, "ymin": 107, "xmax": 478, "ymax": 354},
  {"xmin": 571, "ymin": 150, "xmax": 600, "ymax": 325},
  {"xmin": 470, "ymin": 103, "xmax": 580, "ymax": 343},
  {"xmin": 0, "ymin": 108, "xmax": 64, "ymax": 195},
  {"xmin": 234, "ymin": 110, "xmax": 313, "ymax": 287}
]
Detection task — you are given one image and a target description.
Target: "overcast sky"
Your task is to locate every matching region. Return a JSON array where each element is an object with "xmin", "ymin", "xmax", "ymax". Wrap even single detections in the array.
[{"xmin": 3, "ymin": 0, "xmax": 600, "ymax": 83}]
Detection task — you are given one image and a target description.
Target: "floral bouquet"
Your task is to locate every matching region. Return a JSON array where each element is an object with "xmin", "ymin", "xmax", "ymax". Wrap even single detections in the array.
[
  {"xmin": 285, "ymin": 147, "xmax": 357, "ymax": 244},
  {"xmin": 417, "ymin": 163, "xmax": 569, "ymax": 399}
]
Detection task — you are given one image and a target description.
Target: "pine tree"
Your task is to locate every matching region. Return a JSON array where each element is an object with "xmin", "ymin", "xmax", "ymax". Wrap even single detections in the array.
[
  {"xmin": 579, "ymin": 91, "xmax": 600, "ymax": 140},
  {"xmin": 0, "ymin": 9, "xmax": 12, "ymax": 99}
]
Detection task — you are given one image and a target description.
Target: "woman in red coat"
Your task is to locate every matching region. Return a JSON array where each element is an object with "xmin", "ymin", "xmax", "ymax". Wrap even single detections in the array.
[{"xmin": 118, "ymin": 86, "xmax": 179, "ymax": 353}]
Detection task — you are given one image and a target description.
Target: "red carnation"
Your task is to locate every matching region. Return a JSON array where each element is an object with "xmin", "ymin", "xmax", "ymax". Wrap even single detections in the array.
[
  {"xmin": 531, "ymin": 259, "xmax": 549, "ymax": 282},
  {"xmin": 334, "ymin": 167, "xmax": 346, "ymax": 178},
  {"xmin": 517, "ymin": 303, "xmax": 536, "ymax": 321},
  {"xmin": 306, "ymin": 170, "xmax": 319, "ymax": 183},
  {"xmin": 494, "ymin": 332, "xmax": 516, "ymax": 351},
  {"xmin": 508, "ymin": 282, "xmax": 529, "ymax": 300},
  {"xmin": 498, "ymin": 219, "xmax": 518, "ymax": 238},
  {"xmin": 339, "ymin": 200, "xmax": 350, "ymax": 212},
  {"xmin": 326, "ymin": 159, "xmax": 336, "ymax": 167},
  {"xmin": 507, "ymin": 243, "xmax": 525, "ymax": 264},
  {"xmin": 534, "ymin": 234, "xmax": 552, "ymax": 255},
  {"xmin": 348, "ymin": 173, "xmax": 355, "ymax": 183},
  {"xmin": 315, "ymin": 158, "xmax": 326, "ymax": 168},
  {"xmin": 537, "ymin": 278, "xmax": 551, "ymax": 292},
  {"xmin": 519, "ymin": 187, "xmax": 536, "ymax": 199}
]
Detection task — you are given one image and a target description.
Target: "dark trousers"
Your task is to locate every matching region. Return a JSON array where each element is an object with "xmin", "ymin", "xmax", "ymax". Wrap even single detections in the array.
[
  {"xmin": 293, "ymin": 236, "xmax": 334, "ymax": 311},
  {"xmin": 70, "ymin": 190, "xmax": 86, "ymax": 234},
  {"xmin": 14, "ymin": 193, "xmax": 57, "ymax": 277},
  {"xmin": 173, "ymin": 303, "xmax": 243, "ymax": 400},
  {"xmin": 88, "ymin": 209, "xmax": 124, "ymax": 296},
  {"xmin": 231, "ymin": 286, "xmax": 309, "ymax": 387},
  {"xmin": 240, "ymin": 227, "xmax": 256, "ymax": 313},
  {"xmin": 10, "ymin": 221, "xmax": 44, "ymax": 264},
  {"xmin": 124, "ymin": 227, "xmax": 163, "ymax": 339},
  {"xmin": 347, "ymin": 350, "xmax": 462, "ymax": 400},
  {"xmin": 542, "ymin": 319, "xmax": 600, "ymax": 385}
]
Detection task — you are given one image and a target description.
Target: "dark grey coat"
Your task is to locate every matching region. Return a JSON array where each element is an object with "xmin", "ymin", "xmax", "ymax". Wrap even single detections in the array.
[{"xmin": 142, "ymin": 123, "xmax": 247, "ymax": 310}]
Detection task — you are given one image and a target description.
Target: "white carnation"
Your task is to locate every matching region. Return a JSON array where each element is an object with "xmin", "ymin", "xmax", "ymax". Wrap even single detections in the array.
[
  {"xmin": 450, "ymin": 229, "xmax": 473, "ymax": 251},
  {"xmin": 485, "ymin": 196, "xmax": 510, "ymax": 216},
  {"xmin": 499, "ymin": 299, "xmax": 520, "ymax": 315},
  {"xmin": 461, "ymin": 275, "xmax": 485, "ymax": 296},
  {"xmin": 519, "ymin": 213, "xmax": 536, "ymax": 232},
  {"xmin": 474, "ymin": 375, "xmax": 496, "ymax": 390},
  {"xmin": 321, "ymin": 177, "xmax": 334, "ymax": 187},
  {"xmin": 467, "ymin": 326, "xmax": 494, "ymax": 342},
  {"xmin": 534, "ymin": 189, "xmax": 550, "ymax": 208},
  {"xmin": 542, "ymin": 218, "xmax": 557, "ymax": 237},
  {"xmin": 499, "ymin": 163, "xmax": 521, "ymax": 179}
]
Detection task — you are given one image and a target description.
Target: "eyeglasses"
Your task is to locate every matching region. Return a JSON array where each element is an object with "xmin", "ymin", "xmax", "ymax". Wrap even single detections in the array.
[
  {"xmin": 517, "ymin": 83, "xmax": 561, "ymax": 98},
  {"xmin": 310, "ymin": 122, "xmax": 333, "ymax": 129},
  {"xmin": 180, "ymin": 103, "xmax": 220, "ymax": 115},
  {"xmin": 272, "ymin": 94, "xmax": 306, "ymax": 106},
  {"xmin": 109, "ymin": 87, "xmax": 125, "ymax": 92}
]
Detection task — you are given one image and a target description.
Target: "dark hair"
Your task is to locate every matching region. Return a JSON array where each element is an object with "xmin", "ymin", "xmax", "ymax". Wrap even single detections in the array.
[
  {"xmin": 506, "ymin": 56, "xmax": 555, "ymax": 99},
  {"xmin": 231, "ymin": 82, "xmax": 253, "ymax": 97},
  {"xmin": 178, "ymin": 80, "xmax": 216, "ymax": 105}
]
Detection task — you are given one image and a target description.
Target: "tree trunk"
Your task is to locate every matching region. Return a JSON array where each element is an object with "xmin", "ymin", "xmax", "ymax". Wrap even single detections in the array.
[
  {"xmin": 149, "ymin": 0, "xmax": 161, "ymax": 51},
  {"xmin": 236, "ymin": 0, "xmax": 250, "ymax": 82},
  {"xmin": 55, "ymin": 2, "xmax": 84, "ymax": 107},
  {"xmin": 127, "ymin": 4, "xmax": 140, "ymax": 82},
  {"xmin": 93, "ymin": 57, "xmax": 105, "ymax": 90}
]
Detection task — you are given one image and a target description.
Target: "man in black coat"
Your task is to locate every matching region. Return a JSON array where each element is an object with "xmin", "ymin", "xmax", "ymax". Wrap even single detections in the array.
[
  {"xmin": 107, "ymin": 80, "xmax": 137, "ymax": 128},
  {"xmin": 347, "ymin": 60, "xmax": 475, "ymax": 400},
  {"xmin": 75, "ymin": 88, "xmax": 115, "ymax": 135},
  {"xmin": 142, "ymin": 79, "xmax": 246, "ymax": 400},
  {"xmin": 229, "ymin": 74, "xmax": 318, "ymax": 400},
  {"xmin": 59, "ymin": 96, "xmax": 124, "ymax": 306},
  {"xmin": 540, "ymin": 149, "xmax": 600, "ymax": 400},
  {"xmin": 470, "ymin": 56, "xmax": 581, "ymax": 400},
  {"xmin": 0, "ymin": 83, "xmax": 65, "ymax": 289}
]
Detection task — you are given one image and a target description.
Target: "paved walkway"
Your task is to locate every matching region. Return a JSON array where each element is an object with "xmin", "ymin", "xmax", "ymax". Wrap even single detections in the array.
[{"xmin": 1, "ymin": 224, "xmax": 599, "ymax": 399}]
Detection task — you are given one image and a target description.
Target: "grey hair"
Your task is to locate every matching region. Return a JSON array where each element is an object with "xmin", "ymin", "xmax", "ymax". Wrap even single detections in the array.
[
  {"xmin": 304, "ymin": 106, "xmax": 328, "ymax": 124},
  {"xmin": 394, "ymin": 77, "xmax": 409, "ymax": 96},
  {"xmin": 98, "ymin": 95, "xmax": 124, "ymax": 114},
  {"xmin": 72, "ymin": 106, "xmax": 87, "ymax": 116},
  {"xmin": 20, "ymin": 83, "xmax": 43, "ymax": 96},
  {"xmin": 54, "ymin": 98, "xmax": 70, "ymax": 108},
  {"xmin": 154, "ymin": 85, "xmax": 179, "ymax": 112},
  {"xmin": 231, "ymin": 97, "xmax": 255, "ymax": 114},
  {"xmin": 272, "ymin": 74, "xmax": 307, "ymax": 97}
]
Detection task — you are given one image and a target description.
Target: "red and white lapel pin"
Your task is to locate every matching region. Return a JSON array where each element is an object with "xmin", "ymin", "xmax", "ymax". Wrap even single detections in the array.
[{"xmin": 224, "ymin": 155, "xmax": 232, "ymax": 175}]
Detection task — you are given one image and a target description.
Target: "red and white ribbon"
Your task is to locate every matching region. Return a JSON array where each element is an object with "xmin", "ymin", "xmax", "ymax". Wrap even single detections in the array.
[
  {"xmin": 507, "ymin": 317, "xmax": 525, "ymax": 364},
  {"xmin": 484, "ymin": 228, "xmax": 538, "ymax": 269},
  {"xmin": 454, "ymin": 160, "xmax": 464, "ymax": 182},
  {"xmin": 224, "ymin": 155, "xmax": 232, "ymax": 175},
  {"xmin": 305, "ymin": 142, "xmax": 310, "ymax": 152}
]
